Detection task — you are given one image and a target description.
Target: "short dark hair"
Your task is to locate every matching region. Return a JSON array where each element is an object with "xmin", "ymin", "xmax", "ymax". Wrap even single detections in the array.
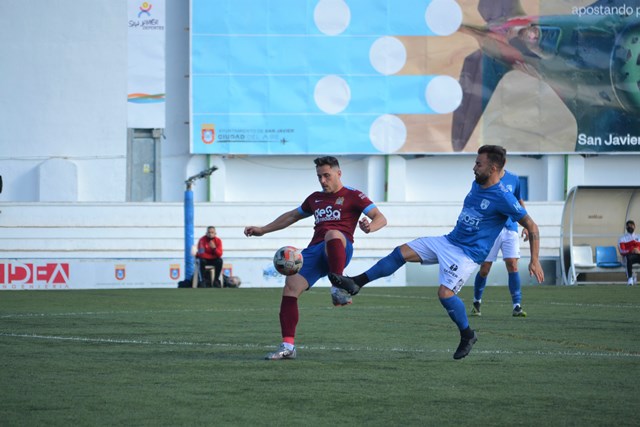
[
  {"xmin": 627, "ymin": 220, "xmax": 635, "ymax": 227},
  {"xmin": 314, "ymin": 156, "xmax": 340, "ymax": 168},
  {"xmin": 478, "ymin": 145, "xmax": 507, "ymax": 170}
]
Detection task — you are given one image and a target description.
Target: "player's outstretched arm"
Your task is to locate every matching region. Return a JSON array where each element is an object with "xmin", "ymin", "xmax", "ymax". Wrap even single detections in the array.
[
  {"xmin": 518, "ymin": 198, "xmax": 530, "ymax": 242},
  {"xmin": 359, "ymin": 207, "xmax": 387, "ymax": 234},
  {"xmin": 244, "ymin": 209, "xmax": 303, "ymax": 237},
  {"xmin": 518, "ymin": 214, "xmax": 544, "ymax": 283}
]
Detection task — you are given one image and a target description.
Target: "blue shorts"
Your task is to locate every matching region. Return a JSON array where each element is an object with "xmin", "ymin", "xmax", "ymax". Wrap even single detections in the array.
[{"xmin": 299, "ymin": 240, "xmax": 354, "ymax": 288}]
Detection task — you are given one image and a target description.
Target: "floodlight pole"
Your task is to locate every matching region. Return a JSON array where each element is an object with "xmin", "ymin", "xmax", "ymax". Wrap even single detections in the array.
[{"xmin": 184, "ymin": 166, "xmax": 218, "ymax": 283}]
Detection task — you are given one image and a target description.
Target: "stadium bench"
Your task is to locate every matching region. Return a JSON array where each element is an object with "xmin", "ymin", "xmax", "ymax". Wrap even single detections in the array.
[{"xmin": 570, "ymin": 245, "xmax": 638, "ymax": 284}]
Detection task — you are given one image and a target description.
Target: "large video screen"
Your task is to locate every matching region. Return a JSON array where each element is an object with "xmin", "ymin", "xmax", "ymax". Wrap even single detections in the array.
[{"xmin": 190, "ymin": 0, "xmax": 640, "ymax": 154}]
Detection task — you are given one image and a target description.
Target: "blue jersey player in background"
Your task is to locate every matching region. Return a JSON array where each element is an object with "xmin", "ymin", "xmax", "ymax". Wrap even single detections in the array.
[
  {"xmin": 330, "ymin": 145, "xmax": 545, "ymax": 360},
  {"xmin": 471, "ymin": 169, "xmax": 529, "ymax": 318}
]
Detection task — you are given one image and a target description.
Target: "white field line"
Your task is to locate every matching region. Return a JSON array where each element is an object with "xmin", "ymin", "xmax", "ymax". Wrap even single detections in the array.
[
  {"xmin": 1, "ymin": 294, "xmax": 638, "ymax": 320},
  {"xmin": 0, "ymin": 308, "xmax": 274, "ymax": 319},
  {"xmin": 365, "ymin": 293, "xmax": 640, "ymax": 308},
  {"xmin": 0, "ymin": 332, "xmax": 638, "ymax": 359}
]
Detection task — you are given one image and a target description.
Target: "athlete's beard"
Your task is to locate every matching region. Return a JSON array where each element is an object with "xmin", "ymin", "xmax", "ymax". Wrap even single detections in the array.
[{"xmin": 474, "ymin": 173, "xmax": 489, "ymax": 185}]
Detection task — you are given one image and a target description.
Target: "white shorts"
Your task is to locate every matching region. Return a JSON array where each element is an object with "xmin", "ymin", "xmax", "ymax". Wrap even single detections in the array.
[
  {"xmin": 406, "ymin": 235, "xmax": 479, "ymax": 294},
  {"xmin": 484, "ymin": 228, "xmax": 521, "ymax": 262}
]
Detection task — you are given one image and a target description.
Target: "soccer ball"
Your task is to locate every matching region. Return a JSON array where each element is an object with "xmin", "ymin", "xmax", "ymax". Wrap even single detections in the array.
[{"xmin": 273, "ymin": 246, "xmax": 303, "ymax": 276}]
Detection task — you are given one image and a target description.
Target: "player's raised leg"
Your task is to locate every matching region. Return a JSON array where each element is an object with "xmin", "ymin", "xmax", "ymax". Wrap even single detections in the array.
[
  {"xmin": 329, "ymin": 245, "xmax": 409, "ymax": 294},
  {"xmin": 325, "ymin": 230, "xmax": 352, "ymax": 306}
]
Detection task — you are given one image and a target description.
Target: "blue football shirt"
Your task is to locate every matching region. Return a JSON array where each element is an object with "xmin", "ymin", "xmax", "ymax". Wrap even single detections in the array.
[
  {"xmin": 500, "ymin": 169, "xmax": 521, "ymax": 232},
  {"xmin": 445, "ymin": 180, "xmax": 527, "ymax": 263}
]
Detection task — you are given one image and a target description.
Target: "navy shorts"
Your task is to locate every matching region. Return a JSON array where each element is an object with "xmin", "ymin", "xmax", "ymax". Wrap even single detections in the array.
[{"xmin": 299, "ymin": 239, "xmax": 354, "ymax": 288}]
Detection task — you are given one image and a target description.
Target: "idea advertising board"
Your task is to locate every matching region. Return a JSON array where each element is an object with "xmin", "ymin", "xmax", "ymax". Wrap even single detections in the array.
[
  {"xmin": 0, "ymin": 257, "xmax": 402, "ymax": 290},
  {"xmin": 0, "ymin": 259, "xmax": 182, "ymax": 290}
]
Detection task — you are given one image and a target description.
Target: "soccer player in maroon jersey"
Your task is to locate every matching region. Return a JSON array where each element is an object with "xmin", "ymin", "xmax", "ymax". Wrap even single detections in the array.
[{"xmin": 244, "ymin": 156, "xmax": 387, "ymax": 360}]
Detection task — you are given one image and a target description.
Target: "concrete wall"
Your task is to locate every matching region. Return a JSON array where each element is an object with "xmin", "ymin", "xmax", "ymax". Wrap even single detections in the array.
[
  {"xmin": 0, "ymin": 0, "xmax": 128, "ymax": 202},
  {"xmin": 0, "ymin": 201, "xmax": 564, "ymax": 286},
  {"xmin": 0, "ymin": 0, "xmax": 195, "ymax": 203}
]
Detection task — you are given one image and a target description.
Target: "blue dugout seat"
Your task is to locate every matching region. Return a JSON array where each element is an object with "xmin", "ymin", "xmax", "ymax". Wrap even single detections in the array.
[{"xmin": 595, "ymin": 246, "xmax": 622, "ymax": 268}]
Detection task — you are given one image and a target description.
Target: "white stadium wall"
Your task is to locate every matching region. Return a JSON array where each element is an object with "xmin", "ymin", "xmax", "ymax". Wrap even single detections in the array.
[
  {"xmin": 0, "ymin": 201, "xmax": 563, "ymax": 289},
  {"xmin": 0, "ymin": 0, "xmax": 128, "ymax": 202}
]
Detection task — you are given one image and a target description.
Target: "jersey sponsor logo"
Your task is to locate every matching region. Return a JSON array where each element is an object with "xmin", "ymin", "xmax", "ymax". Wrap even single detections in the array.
[
  {"xmin": 458, "ymin": 208, "xmax": 481, "ymax": 229},
  {"xmin": 443, "ymin": 264, "xmax": 460, "ymax": 283},
  {"xmin": 0, "ymin": 262, "xmax": 70, "ymax": 285},
  {"xmin": 314, "ymin": 205, "xmax": 341, "ymax": 223}
]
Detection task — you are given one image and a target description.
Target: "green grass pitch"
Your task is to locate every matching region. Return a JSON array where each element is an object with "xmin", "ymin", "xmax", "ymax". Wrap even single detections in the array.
[{"xmin": 1, "ymin": 284, "xmax": 638, "ymax": 426}]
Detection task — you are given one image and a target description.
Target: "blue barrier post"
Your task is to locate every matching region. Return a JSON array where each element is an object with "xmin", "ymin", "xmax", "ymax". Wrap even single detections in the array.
[
  {"xmin": 183, "ymin": 166, "xmax": 217, "ymax": 282},
  {"xmin": 184, "ymin": 188, "xmax": 195, "ymax": 281}
]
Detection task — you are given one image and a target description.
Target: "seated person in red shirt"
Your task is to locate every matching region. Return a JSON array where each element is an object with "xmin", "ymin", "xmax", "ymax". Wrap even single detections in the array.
[
  {"xmin": 619, "ymin": 220, "xmax": 640, "ymax": 286},
  {"xmin": 196, "ymin": 226, "xmax": 224, "ymax": 287}
]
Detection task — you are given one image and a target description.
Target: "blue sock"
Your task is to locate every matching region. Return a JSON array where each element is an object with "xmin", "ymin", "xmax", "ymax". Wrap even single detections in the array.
[
  {"xmin": 439, "ymin": 295, "xmax": 469, "ymax": 331},
  {"xmin": 508, "ymin": 272, "xmax": 522, "ymax": 306},
  {"xmin": 474, "ymin": 273, "xmax": 487, "ymax": 302},
  {"xmin": 364, "ymin": 247, "xmax": 406, "ymax": 281}
]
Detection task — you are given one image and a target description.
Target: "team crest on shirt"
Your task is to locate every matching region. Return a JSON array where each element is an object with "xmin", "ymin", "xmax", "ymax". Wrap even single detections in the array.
[
  {"xmin": 336, "ymin": 197, "xmax": 344, "ymax": 205},
  {"xmin": 480, "ymin": 199, "xmax": 490, "ymax": 210},
  {"xmin": 506, "ymin": 184, "xmax": 513, "ymax": 192}
]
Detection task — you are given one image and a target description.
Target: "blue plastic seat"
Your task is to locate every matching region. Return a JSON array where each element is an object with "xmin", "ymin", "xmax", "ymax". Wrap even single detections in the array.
[{"xmin": 595, "ymin": 246, "xmax": 622, "ymax": 268}]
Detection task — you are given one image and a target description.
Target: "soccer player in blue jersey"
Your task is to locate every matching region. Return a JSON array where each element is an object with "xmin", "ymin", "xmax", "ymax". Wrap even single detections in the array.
[
  {"xmin": 471, "ymin": 169, "xmax": 529, "ymax": 317},
  {"xmin": 244, "ymin": 156, "xmax": 387, "ymax": 360},
  {"xmin": 330, "ymin": 145, "xmax": 544, "ymax": 360}
]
